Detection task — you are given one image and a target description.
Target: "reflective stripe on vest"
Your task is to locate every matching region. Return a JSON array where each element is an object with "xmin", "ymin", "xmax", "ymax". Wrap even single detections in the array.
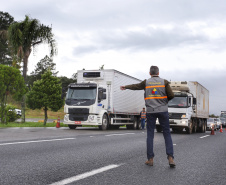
[{"xmin": 141, "ymin": 111, "xmax": 146, "ymax": 119}]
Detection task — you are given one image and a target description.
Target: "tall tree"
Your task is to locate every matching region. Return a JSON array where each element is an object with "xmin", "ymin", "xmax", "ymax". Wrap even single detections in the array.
[
  {"xmin": 27, "ymin": 55, "xmax": 58, "ymax": 88},
  {"xmin": 0, "ymin": 11, "xmax": 14, "ymax": 66},
  {"xmin": 0, "ymin": 65, "xmax": 27, "ymax": 123},
  {"xmin": 26, "ymin": 71, "xmax": 63, "ymax": 125},
  {"xmin": 7, "ymin": 15, "xmax": 57, "ymax": 122}
]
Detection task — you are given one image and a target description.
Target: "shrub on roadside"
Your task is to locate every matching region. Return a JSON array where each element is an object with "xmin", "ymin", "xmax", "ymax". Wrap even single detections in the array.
[{"xmin": 0, "ymin": 105, "xmax": 20, "ymax": 123}]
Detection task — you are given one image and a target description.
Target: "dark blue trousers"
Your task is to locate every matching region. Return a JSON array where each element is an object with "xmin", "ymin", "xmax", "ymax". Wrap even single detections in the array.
[
  {"xmin": 141, "ymin": 119, "xmax": 146, "ymax": 129},
  {"xmin": 146, "ymin": 111, "xmax": 174, "ymax": 159}
]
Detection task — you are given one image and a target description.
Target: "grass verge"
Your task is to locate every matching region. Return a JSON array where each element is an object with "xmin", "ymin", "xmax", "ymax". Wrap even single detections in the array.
[{"xmin": 0, "ymin": 122, "xmax": 68, "ymax": 128}]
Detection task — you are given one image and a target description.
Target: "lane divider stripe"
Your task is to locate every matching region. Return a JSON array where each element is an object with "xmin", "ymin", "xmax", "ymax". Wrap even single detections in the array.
[
  {"xmin": 49, "ymin": 164, "xmax": 121, "ymax": 185},
  {"xmin": 200, "ymin": 135, "xmax": 210, "ymax": 139},
  {"xmin": 105, "ymin": 133, "xmax": 135, "ymax": 137},
  {"xmin": 0, "ymin": 138, "xmax": 76, "ymax": 146}
]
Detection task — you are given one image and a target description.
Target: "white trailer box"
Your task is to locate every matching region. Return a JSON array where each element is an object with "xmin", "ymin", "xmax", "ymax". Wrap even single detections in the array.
[{"xmin": 64, "ymin": 69, "xmax": 145, "ymax": 130}]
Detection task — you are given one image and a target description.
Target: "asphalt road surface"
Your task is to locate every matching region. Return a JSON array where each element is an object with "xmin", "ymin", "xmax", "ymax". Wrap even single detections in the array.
[{"xmin": 0, "ymin": 127, "xmax": 225, "ymax": 185}]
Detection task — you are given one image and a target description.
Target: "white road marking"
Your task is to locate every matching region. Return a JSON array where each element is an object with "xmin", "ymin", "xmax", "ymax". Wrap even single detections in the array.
[
  {"xmin": 173, "ymin": 144, "xmax": 176, "ymax": 145},
  {"xmin": 0, "ymin": 138, "xmax": 75, "ymax": 146},
  {"xmin": 90, "ymin": 136, "xmax": 94, "ymax": 138},
  {"xmin": 105, "ymin": 133, "xmax": 135, "ymax": 137},
  {"xmin": 200, "ymin": 135, "xmax": 210, "ymax": 139},
  {"xmin": 49, "ymin": 164, "xmax": 121, "ymax": 185}
]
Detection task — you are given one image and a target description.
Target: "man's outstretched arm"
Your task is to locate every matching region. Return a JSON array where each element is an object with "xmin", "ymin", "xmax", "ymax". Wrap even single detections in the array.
[{"xmin": 120, "ymin": 80, "xmax": 146, "ymax": 90}]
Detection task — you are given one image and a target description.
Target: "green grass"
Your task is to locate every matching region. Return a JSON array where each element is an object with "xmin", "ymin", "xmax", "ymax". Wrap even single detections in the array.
[{"xmin": 0, "ymin": 122, "xmax": 68, "ymax": 127}]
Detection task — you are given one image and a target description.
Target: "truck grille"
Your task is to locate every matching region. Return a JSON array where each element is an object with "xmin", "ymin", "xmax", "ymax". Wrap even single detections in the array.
[
  {"xmin": 68, "ymin": 108, "xmax": 89, "ymax": 114},
  {"xmin": 68, "ymin": 108, "xmax": 89, "ymax": 121},
  {"xmin": 69, "ymin": 114, "xmax": 88, "ymax": 121},
  {"xmin": 169, "ymin": 113, "xmax": 184, "ymax": 119}
]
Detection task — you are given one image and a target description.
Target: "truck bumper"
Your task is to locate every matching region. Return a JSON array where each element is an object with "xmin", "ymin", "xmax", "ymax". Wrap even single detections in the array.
[
  {"xmin": 156, "ymin": 119, "xmax": 189, "ymax": 128},
  {"xmin": 63, "ymin": 114, "xmax": 102, "ymax": 126}
]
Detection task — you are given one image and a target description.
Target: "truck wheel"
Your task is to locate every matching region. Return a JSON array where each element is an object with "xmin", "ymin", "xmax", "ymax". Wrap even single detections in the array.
[
  {"xmin": 132, "ymin": 117, "xmax": 138, "ymax": 130},
  {"xmin": 156, "ymin": 126, "xmax": 162, "ymax": 133},
  {"xmin": 99, "ymin": 114, "xmax": 108, "ymax": 130},
  {"xmin": 68, "ymin": 125, "xmax": 77, "ymax": 129},
  {"xmin": 192, "ymin": 123, "xmax": 197, "ymax": 133},
  {"xmin": 201, "ymin": 121, "xmax": 205, "ymax": 133},
  {"xmin": 137, "ymin": 119, "xmax": 141, "ymax": 130},
  {"xmin": 186, "ymin": 123, "xmax": 193, "ymax": 134},
  {"xmin": 204, "ymin": 122, "xmax": 207, "ymax": 132}
]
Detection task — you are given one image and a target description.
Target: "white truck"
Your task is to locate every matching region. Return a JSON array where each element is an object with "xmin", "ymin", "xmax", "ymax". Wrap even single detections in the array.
[
  {"xmin": 64, "ymin": 69, "xmax": 145, "ymax": 130},
  {"xmin": 156, "ymin": 81, "xmax": 209, "ymax": 134}
]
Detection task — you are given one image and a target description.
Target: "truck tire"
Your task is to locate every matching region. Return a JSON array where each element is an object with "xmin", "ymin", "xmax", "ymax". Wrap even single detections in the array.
[
  {"xmin": 192, "ymin": 123, "xmax": 197, "ymax": 133},
  {"xmin": 137, "ymin": 119, "xmax": 141, "ymax": 130},
  {"xmin": 204, "ymin": 121, "xmax": 207, "ymax": 132},
  {"xmin": 99, "ymin": 114, "xmax": 108, "ymax": 130},
  {"xmin": 68, "ymin": 125, "xmax": 77, "ymax": 129},
  {"xmin": 156, "ymin": 126, "xmax": 162, "ymax": 133},
  {"xmin": 186, "ymin": 123, "xmax": 193, "ymax": 134},
  {"xmin": 131, "ymin": 117, "xmax": 138, "ymax": 130},
  {"xmin": 201, "ymin": 120, "xmax": 205, "ymax": 133}
]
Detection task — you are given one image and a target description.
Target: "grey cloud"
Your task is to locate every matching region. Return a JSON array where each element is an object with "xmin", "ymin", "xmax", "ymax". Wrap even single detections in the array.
[{"xmin": 73, "ymin": 26, "xmax": 209, "ymax": 55}]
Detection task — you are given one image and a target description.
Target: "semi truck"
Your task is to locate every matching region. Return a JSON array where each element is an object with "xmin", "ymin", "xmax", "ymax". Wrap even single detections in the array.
[
  {"xmin": 63, "ymin": 69, "xmax": 145, "ymax": 130},
  {"xmin": 156, "ymin": 81, "xmax": 209, "ymax": 134}
]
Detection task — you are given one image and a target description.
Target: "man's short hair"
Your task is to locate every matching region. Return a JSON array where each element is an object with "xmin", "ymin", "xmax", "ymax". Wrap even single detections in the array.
[{"xmin": 150, "ymin": 66, "xmax": 159, "ymax": 75}]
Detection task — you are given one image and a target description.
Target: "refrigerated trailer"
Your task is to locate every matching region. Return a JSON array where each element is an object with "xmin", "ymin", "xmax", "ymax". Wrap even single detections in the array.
[
  {"xmin": 64, "ymin": 69, "xmax": 145, "ymax": 130},
  {"xmin": 156, "ymin": 81, "xmax": 209, "ymax": 134}
]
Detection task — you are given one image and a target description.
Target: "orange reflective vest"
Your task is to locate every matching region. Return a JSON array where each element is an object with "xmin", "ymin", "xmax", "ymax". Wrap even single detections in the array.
[{"xmin": 141, "ymin": 111, "xmax": 146, "ymax": 119}]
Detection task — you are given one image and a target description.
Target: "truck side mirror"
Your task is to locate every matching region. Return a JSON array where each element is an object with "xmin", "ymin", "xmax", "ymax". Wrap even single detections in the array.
[
  {"xmin": 98, "ymin": 88, "xmax": 103, "ymax": 102},
  {"xmin": 193, "ymin": 98, "xmax": 196, "ymax": 105}
]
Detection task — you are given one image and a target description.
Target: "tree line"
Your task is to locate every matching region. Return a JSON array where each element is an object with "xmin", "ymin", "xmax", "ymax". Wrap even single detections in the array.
[{"xmin": 0, "ymin": 11, "xmax": 76, "ymax": 125}]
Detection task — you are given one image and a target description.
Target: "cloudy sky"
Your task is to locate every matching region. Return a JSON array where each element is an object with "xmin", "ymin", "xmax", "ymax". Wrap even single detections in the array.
[{"xmin": 2, "ymin": 0, "xmax": 226, "ymax": 115}]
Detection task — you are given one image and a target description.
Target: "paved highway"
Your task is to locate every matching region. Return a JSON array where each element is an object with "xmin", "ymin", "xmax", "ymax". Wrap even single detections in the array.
[{"xmin": 0, "ymin": 127, "xmax": 225, "ymax": 185}]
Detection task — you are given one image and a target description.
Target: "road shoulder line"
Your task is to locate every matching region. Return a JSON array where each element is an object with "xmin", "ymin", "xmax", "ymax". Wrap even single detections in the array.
[{"xmin": 49, "ymin": 164, "xmax": 122, "ymax": 185}]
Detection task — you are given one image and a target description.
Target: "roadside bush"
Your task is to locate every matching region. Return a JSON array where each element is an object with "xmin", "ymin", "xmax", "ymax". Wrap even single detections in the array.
[{"xmin": 0, "ymin": 105, "xmax": 20, "ymax": 123}]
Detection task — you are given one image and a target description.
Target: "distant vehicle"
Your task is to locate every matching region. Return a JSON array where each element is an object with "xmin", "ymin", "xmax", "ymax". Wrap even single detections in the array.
[
  {"xmin": 220, "ymin": 111, "xmax": 226, "ymax": 127},
  {"xmin": 220, "ymin": 117, "xmax": 226, "ymax": 127},
  {"xmin": 207, "ymin": 118, "xmax": 217, "ymax": 131},
  {"xmin": 214, "ymin": 118, "xmax": 222, "ymax": 130},
  {"xmin": 8, "ymin": 108, "xmax": 22, "ymax": 117},
  {"xmin": 15, "ymin": 109, "xmax": 22, "ymax": 116}
]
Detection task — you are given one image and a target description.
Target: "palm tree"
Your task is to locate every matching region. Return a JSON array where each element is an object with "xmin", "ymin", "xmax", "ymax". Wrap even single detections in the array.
[{"xmin": 8, "ymin": 15, "xmax": 57, "ymax": 122}]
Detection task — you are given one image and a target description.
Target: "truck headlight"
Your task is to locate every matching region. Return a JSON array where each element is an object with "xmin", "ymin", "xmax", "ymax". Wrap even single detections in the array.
[
  {"xmin": 181, "ymin": 120, "xmax": 187, "ymax": 124},
  {"xmin": 64, "ymin": 114, "xmax": 69, "ymax": 121},
  {"xmin": 181, "ymin": 114, "xmax": 186, "ymax": 118},
  {"xmin": 88, "ymin": 115, "xmax": 95, "ymax": 122}
]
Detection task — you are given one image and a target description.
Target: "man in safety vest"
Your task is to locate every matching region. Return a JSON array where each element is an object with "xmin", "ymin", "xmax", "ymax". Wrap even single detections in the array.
[
  {"xmin": 140, "ymin": 108, "xmax": 146, "ymax": 130},
  {"xmin": 120, "ymin": 66, "xmax": 176, "ymax": 168}
]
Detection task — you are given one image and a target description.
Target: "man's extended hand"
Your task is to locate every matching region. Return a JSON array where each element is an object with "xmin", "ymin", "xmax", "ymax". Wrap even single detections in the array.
[{"xmin": 120, "ymin": 86, "xmax": 126, "ymax": 90}]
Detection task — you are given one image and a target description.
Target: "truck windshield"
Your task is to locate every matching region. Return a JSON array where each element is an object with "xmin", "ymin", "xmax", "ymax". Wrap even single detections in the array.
[
  {"xmin": 66, "ymin": 87, "xmax": 97, "ymax": 100},
  {"xmin": 220, "ymin": 114, "xmax": 226, "ymax": 118},
  {"xmin": 168, "ymin": 96, "xmax": 188, "ymax": 108}
]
